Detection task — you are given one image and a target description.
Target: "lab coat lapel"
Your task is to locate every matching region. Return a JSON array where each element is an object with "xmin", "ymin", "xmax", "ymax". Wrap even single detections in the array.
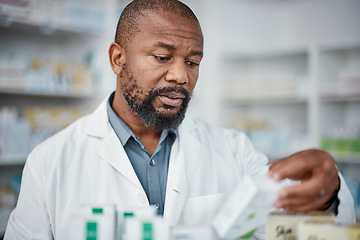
[
  {"xmin": 164, "ymin": 119, "xmax": 201, "ymax": 225},
  {"xmin": 98, "ymin": 127, "xmax": 143, "ymax": 190},
  {"xmin": 86, "ymin": 98, "xmax": 143, "ymax": 190}
]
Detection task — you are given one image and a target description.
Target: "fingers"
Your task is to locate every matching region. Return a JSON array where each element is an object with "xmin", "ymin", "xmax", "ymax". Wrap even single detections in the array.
[
  {"xmin": 268, "ymin": 149, "xmax": 340, "ymax": 213},
  {"xmin": 268, "ymin": 149, "xmax": 331, "ymax": 181},
  {"xmin": 274, "ymin": 193, "xmax": 330, "ymax": 213},
  {"xmin": 274, "ymin": 172, "xmax": 339, "ymax": 212}
]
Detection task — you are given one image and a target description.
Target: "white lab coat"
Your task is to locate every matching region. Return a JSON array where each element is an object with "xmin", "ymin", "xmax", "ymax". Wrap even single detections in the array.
[{"xmin": 5, "ymin": 99, "xmax": 356, "ymax": 240}]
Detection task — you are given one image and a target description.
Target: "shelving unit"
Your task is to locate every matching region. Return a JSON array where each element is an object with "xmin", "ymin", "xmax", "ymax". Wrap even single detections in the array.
[
  {"xmin": 218, "ymin": 41, "xmax": 360, "ymax": 159},
  {"xmin": 0, "ymin": 0, "xmax": 118, "ymax": 235},
  {"xmin": 218, "ymin": 40, "xmax": 360, "ymax": 221},
  {"xmin": 218, "ymin": 46, "xmax": 311, "ymax": 160}
]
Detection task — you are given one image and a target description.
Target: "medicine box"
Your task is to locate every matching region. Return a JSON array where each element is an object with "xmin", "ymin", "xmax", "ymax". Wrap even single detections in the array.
[
  {"xmin": 267, "ymin": 211, "xmax": 335, "ymax": 240},
  {"xmin": 67, "ymin": 204, "xmax": 117, "ymax": 240},
  {"xmin": 170, "ymin": 226, "xmax": 213, "ymax": 240},
  {"xmin": 117, "ymin": 206, "xmax": 157, "ymax": 239},
  {"xmin": 212, "ymin": 175, "xmax": 283, "ymax": 239},
  {"xmin": 298, "ymin": 221, "xmax": 360, "ymax": 240},
  {"xmin": 124, "ymin": 216, "xmax": 169, "ymax": 240}
]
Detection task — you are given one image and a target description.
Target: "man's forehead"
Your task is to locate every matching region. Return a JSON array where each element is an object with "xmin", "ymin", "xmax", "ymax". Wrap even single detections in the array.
[
  {"xmin": 135, "ymin": 10, "xmax": 203, "ymax": 42},
  {"xmin": 138, "ymin": 10, "xmax": 202, "ymax": 33}
]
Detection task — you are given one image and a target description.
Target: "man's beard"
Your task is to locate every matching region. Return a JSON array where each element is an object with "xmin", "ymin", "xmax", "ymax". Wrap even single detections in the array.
[{"xmin": 120, "ymin": 66, "xmax": 191, "ymax": 132}]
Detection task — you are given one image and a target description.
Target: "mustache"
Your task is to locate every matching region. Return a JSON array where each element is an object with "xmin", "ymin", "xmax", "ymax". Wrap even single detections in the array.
[{"xmin": 149, "ymin": 86, "xmax": 190, "ymax": 98}]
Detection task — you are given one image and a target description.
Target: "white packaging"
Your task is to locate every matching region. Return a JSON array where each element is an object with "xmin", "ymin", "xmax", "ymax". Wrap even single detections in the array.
[
  {"xmin": 124, "ymin": 216, "xmax": 169, "ymax": 240},
  {"xmin": 267, "ymin": 211, "xmax": 335, "ymax": 240},
  {"xmin": 65, "ymin": 204, "xmax": 116, "ymax": 240},
  {"xmin": 212, "ymin": 175, "xmax": 283, "ymax": 239},
  {"xmin": 170, "ymin": 226, "xmax": 214, "ymax": 240},
  {"xmin": 297, "ymin": 221, "xmax": 359, "ymax": 240},
  {"xmin": 117, "ymin": 206, "xmax": 157, "ymax": 239}
]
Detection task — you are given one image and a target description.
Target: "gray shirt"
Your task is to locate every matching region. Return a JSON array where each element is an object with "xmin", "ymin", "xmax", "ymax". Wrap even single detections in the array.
[{"xmin": 106, "ymin": 92, "xmax": 177, "ymax": 215}]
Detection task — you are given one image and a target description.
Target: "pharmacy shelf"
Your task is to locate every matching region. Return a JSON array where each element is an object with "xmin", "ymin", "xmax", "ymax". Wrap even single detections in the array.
[
  {"xmin": 222, "ymin": 98, "xmax": 308, "ymax": 106},
  {"xmin": 334, "ymin": 156, "xmax": 360, "ymax": 164},
  {"xmin": 0, "ymin": 157, "xmax": 26, "ymax": 166},
  {"xmin": 0, "ymin": 89, "xmax": 99, "ymax": 99},
  {"xmin": 268, "ymin": 152, "xmax": 360, "ymax": 165},
  {"xmin": 0, "ymin": 18, "xmax": 104, "ymax": 36},
  {"xmin": 222, "ymin": 44, "xmax": 308, "ymax": 59},
  {"xmin": 320, "ymin": 96, "xmax": 360, "ymax": 103}
]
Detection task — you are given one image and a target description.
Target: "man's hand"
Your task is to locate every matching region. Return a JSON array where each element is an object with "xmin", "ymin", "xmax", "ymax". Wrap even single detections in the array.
[{"xmin": 268, "ymin": 149, "xmax": 340, "ymax": 213}]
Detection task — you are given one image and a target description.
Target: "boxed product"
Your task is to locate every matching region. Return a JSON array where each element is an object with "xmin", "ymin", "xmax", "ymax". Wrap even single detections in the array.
[
  {"xmin": 212, "ymin": 175, "xmax": 284, "ymax": 239},
  {"xmin": 117, "ymin": 206, "xmax": 157, "ymax": 239},
  {"xmin": 170, "ymin": 226, "xmax": 213, "ymax": 240},
  {"xmin": 298, "ymin": 221, "xmax": 360, "ymax": 240},
  {"xmin": 124, "ymin": 216, "xmax": 169, "ymax": 240},
  {"xmin": 66, "ymin": 204, "xmax": 116, "ymax": 240},
  {"xmin": 267, "ymin": 211, "xmax": 335, "ymax": 240}
]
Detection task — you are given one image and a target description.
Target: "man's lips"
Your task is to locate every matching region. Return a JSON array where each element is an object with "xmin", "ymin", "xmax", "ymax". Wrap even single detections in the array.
[{"xmin": 158, "ymin": 92, "xmax": 185, "ymax": 107}]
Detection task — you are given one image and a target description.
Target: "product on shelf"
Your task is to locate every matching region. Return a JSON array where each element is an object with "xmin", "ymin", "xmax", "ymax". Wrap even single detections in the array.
[
  {"xmin": 0, "ymin": 0, "xmax": 108, "ymax": 34},
  {"xmin": 321, "ymin": 125, "xmax": 360, "ymax": 157},
  {"xmin": 319, "ymin": 72, "xmax": 360, "ymax": 99},
  {"xmin": 298, "ymin": 221, "xmax": 360, "ymax": 240},
  {"xmin": 230, "ymin": 116, "xmax": 308, "ymax": 157},
  {"xmin": 267, "ymin": 211, "xmax": 335, "ymax": 240},
  {"xmin": 0, "ymin": 52, "xmax": 96, "ymax": 94},
  {"xmin": 222, "ymin": 74, "xmax": 308, "ymax": 102},
  {"xmin": 0, "ymin": 106, "xmax": 89, "ymax": 163},
  {"xmin": 0, "ymin": 0, "xmax": 30, "ymax": 20}
]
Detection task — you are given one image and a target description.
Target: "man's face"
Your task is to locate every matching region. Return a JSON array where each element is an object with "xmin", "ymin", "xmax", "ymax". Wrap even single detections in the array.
[{"xmin": 118, "ymin": 11, "xmax": 203, "ymax": 131}]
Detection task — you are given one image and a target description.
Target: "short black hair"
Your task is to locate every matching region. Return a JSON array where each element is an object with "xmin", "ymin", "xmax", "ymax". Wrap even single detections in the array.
[{"xmin": 115, "ymin": 0, "xmax": 200, "ymax": 47}]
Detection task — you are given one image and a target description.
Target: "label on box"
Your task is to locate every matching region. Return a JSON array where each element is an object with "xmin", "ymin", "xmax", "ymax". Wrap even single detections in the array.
[
  {"xmin": 267, "ymin": 211, "xmax": 335, "ymax": 240},
  {"xmin": 298, "ymin": 221, "xmax": 357, "ymax": 240}
]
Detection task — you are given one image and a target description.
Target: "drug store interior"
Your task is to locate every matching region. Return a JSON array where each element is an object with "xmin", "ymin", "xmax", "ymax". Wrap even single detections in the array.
[{"xmin": 0, "ymin": 0, "xmax": 360, "ymax": 239}]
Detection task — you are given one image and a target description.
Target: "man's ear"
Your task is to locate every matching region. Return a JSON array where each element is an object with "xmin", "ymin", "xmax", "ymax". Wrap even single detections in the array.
[{"xmin": 109, "ymin": 42, "xmax": 126, "ymax": 76}]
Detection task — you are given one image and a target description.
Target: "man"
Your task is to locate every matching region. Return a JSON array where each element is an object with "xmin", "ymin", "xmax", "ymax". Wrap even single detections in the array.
[{"xmin": 5, "ymin": 0, "xmax": 355, "ymax": 239}]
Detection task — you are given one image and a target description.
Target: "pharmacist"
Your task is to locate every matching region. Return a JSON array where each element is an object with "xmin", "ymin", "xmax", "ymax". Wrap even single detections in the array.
[{"xmin": 5, "ymin": 0, "xmax": 355, "ymax": 239}]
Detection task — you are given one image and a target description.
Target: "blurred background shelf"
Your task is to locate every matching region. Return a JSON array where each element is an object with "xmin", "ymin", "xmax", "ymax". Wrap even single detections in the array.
[
  {"xmin": 0, "ymin": 157, "xmax": 26, "ymax": 166},
  {"xmin": 0, "ymin": 88, "xmax": 99, "ymax": 99},
  {"xmin": 0, "ymin": 0, "xmax": 119, "ymax": 234}
]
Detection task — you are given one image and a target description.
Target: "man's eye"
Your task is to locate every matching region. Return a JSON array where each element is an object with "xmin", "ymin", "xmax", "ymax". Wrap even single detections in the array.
[
  {"xmin": 186, "ymin": 61, "xmax": 199, "ymax": 67},
  {"xmin": 154, "ymin": 55, "xmax": 169, "ymax": 61}
]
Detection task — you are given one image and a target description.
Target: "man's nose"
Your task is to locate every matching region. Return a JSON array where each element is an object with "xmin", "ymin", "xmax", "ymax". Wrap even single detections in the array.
[{"xmin": 165, "ymin": 60, "xmax": 189, "ymax": 85}]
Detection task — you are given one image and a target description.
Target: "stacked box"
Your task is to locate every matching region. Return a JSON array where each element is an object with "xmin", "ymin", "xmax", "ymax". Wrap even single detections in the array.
[{"xmin": 267, "ymin": 211, "xmax": 335, "ymax": 240}]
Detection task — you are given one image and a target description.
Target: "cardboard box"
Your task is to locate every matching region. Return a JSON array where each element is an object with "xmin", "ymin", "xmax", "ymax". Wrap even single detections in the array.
[
  {"xmin": 212, "ymin": 175, "xmax": 283, "ymax": 239},
  {"xmin": 117, "ymin": 206, "xmax": 157, "ymax": 239},
  {"xmin": 267, "ymin": 211, "xmax": 335, "ymax": 240},
  {"xmin": 124, "ymin": 216, "xmax": 169, "ymax": 240},
  {"xmin": 66, "ymin": 204, "xmax": 117, "ymax": 240},
  {"xmin": 170, "ymin": 226, "xmax": 213, "ymax": 240},
  {"xmin": 298, "ymin": 221, "xmax": 360, "ymax": 240}
]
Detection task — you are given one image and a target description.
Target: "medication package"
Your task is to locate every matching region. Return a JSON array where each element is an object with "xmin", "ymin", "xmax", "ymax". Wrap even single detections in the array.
[
  {"xmin": 267, "ymin": 211, "xmax": 335, "ymax": 240},
  {"xmin": 212, "ymin": 175, "xmax": 285, "ymax": 239},
  {"xmin": 298, "ymin": 221, "xmax": 360, "ymax": 240}
]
